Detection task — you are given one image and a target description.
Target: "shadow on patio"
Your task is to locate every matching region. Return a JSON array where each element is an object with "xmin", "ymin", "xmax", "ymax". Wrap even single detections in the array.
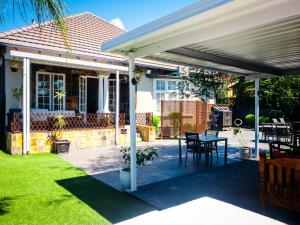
[
  {"xmin": 56, "ymin": 175, "xmax": 155, "ymax": 224},
  {"xmin": 130, "ymin": 160, "xmax": 300, "ymax": 225}
]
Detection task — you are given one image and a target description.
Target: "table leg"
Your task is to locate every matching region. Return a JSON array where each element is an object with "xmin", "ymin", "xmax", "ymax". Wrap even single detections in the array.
[
  {"xmin": 178, "ymin": 138, "xmax": 182, "ymax": 163},
  {"xmin": 224, "ymin": 139, "xmax": 228, "ymax": 165},
  {"xmin": 205, "ymin": 142, "xmax": 209, "ymax": 167}
]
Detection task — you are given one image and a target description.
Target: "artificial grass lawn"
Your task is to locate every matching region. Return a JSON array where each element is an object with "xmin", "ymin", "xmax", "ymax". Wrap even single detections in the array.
[{"xmin": 0, "ymin": 151, "xmax": 154, "ymax": 225}]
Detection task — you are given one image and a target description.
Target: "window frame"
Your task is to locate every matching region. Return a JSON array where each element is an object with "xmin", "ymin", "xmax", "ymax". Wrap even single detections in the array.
[{"xmin": 35, "ymin": 71, "xmax": 66, "ymax": 111}]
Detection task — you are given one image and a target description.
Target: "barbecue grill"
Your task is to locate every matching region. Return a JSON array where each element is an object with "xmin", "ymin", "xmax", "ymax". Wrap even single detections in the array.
[{"xmin": 212, "ymin": 106, "xmax": 232, "ymax": 131}]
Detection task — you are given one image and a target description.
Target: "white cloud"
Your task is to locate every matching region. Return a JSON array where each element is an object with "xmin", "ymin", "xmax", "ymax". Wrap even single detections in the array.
[{"xmin": 110, "ymin": 17, "xmax": 126, "ymax": 30}]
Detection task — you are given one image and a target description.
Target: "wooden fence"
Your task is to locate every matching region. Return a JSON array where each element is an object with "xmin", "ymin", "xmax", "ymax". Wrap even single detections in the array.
[{"xmin": 160, "ymin": 100, "xmax": 212, "ymax": 138}]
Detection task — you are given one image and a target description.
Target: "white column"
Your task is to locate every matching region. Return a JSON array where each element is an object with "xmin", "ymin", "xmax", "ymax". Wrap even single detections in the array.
[
  {"xmin": 115, "ymin": 71, "xmax": 120, "ymax": 146},
  {"xmin": 103, "ymin": 76, "xmax": 110, "ymax": 113},
  {"xmin": 97, "ymin": 76, "xmax": 104, "ymax": 113},
  {"xmin": 22, "ymin": 58, "xmax": 30, "ymax": 155},
  {"xmin": 255, "ymin": 77, "xmax": 260, "ymax": 159},
  {"xmin": 129, "ymin": 52, "xmax": 137, "ymax": 191}
]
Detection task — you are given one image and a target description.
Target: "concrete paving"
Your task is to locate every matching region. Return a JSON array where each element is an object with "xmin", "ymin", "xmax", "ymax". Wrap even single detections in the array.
[{"xmin": 61, "ymin": 129, "xmax": 269, "ymax": 191}]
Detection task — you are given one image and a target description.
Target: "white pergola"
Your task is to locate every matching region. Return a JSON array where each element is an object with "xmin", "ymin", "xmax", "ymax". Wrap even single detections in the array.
[{"xmin": 102, "ymin": 0, "xmax": 300, "ymax": 191}]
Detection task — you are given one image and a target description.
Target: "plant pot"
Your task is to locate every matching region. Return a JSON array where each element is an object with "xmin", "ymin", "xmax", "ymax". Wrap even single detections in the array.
[
  {"xmin": 239, "ymin": 146, "xmax": 251, "ymax": 159},
  {"xmin": 120, "ymin": 168, "xmax": 131, "ymax": 191},
  {"xmin": 120, "ymin": 168, "xmax": 138, "ymax": 191},
  {"xmin": 53, "ymin": 140, "xmax": 70, "ymax": 154}
]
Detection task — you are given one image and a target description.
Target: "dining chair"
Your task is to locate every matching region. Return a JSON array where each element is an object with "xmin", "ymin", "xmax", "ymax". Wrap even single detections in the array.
[
  {"xmin": 185, "ymin": 132, "xmax": 204, "ymax": 166},
  {"xmin": 205, "ymin": 129, "xmax": 219, "ymax": 160},
  {"xmin": 279, "ymin": 118, "xmax": 286, "ymax": 123}
]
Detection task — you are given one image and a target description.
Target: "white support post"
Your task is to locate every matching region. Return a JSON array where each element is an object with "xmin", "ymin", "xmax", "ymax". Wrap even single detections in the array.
[
  {"xmin": 97, "ymin": 76, "xmax": 104, "ymax": 113},
  {"xmin": 115, "ymin": 70, "xmax": 120, "ymax": 146},
  {"xmin": 255, "ymin": 77, "xmax": 260, "ymax": 159},
  {"xmin": 22, "ymin": 58, "xmax": 30, "ymax": 155},
  {"xmin": 128, "ymin": 52, "xmax": 137, "ymax": 191},
  {"xmin": 103, "ymin": 76, "xmax": 110, "ymax": 113}
]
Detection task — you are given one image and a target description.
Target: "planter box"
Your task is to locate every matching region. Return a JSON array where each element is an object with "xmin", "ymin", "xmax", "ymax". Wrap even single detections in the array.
[{"xmin": 53, "ymin": 140, "xmax": 70, "ymax": 154}]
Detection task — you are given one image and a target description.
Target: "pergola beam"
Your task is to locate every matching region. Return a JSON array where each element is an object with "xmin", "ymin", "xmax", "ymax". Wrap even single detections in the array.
[{"xmin": 167, "ymin": 48, "xmax": 282, "ymax": 76}]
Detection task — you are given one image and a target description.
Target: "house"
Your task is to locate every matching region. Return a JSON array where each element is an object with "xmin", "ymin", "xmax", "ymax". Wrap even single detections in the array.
[{"xmin": 0, "ymin": 12, "xmax": 186, "ymax": 154}]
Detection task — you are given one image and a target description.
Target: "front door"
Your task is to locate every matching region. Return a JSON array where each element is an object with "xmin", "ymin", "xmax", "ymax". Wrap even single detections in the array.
[{"xmin": 87, "ymin": 78, "xmax": 98, "ymax": 113}]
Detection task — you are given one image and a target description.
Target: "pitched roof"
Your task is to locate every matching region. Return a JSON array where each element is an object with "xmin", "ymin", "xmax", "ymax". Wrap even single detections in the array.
[{"xmin": 0, "ymin": 12, "xmax": 126, "ymax": 56}]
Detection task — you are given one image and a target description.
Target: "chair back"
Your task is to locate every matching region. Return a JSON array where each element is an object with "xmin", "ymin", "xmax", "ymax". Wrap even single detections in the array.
[
  {"xmin": 205, "ymin": 129, "xmax": 219, "ymax": 137},
  {"xmin": 279, "ymin": 118, "xmax": 285, "ymax": 123},
  {"xmin": 185, "ymin": 132, "xmax": 199, "ymax": 152},
  {"xmin": 272, "ymin": 118, "xmax": 279, "ymax": 123},
  {"xmin": 259, "ymin": 154, "xmax": 300, "ymax": 212}
]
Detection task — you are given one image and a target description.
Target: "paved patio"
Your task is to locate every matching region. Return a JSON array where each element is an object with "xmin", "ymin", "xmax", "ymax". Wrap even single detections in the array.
[
  {"xmin": 61, "ymin": 130, "xmax": 299, "ymax": 224},
  {"xmin": 61, "ymin": 130, "xmax": 268, "ymax": 190}
]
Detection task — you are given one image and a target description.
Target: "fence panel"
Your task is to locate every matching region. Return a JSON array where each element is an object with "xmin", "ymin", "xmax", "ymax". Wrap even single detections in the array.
[{"xmin": 161, "ymin": 100, "xmax": 212, "ymax": 138}]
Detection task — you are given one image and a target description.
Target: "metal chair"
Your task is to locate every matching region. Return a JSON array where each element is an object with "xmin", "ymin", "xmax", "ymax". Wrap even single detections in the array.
[
  {"xmin": 185, "ymin": 132, "xmax": 204, "ymax": 166},
  {"xmin": 205, "ymin": 129, "xmax": 219, "ymax": 160}
]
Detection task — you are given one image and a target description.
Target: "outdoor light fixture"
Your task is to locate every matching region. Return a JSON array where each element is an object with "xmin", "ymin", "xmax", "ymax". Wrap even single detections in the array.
[
  {"xmin": 10, "ymin": 60, "xmax": 20, "ymax": 72},
  {"xmin": 131, "ymin": 67, "xmax": 144, "ymax": 85}
]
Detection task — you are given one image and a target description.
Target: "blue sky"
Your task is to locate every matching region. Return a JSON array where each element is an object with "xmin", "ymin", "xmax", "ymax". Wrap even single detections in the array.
[{"xmin": 0, "ymin": 0, "xmax": 199, "ymax": 32}]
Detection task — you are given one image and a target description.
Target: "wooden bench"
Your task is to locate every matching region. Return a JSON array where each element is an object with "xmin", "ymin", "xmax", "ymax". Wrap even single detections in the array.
[{"xmin": 259, "ymin": 153, "xmax": 300, "ymax": 214}]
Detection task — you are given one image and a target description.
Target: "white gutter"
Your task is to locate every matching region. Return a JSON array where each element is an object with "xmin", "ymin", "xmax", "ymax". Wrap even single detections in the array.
[{"xmin": 6, "ymin": 50, "xmax": 128, "ymax": 72}]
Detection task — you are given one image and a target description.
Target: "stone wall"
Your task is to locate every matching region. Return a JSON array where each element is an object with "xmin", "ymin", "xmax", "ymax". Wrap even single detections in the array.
[
  {"xmin": 7, "ymin": 128, "xmax": 131, "ymax": 154},
  {"xmin": 137, "ymin": 125, "xmax": 156, "ymax": 142}
]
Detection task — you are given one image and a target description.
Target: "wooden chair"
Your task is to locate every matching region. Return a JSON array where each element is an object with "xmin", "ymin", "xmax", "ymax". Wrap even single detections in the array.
[
  {"xmin": 185, "ymin": 132, "xmax": 204, "ymax": 166},
  {"xmin": 205, "ymin": 129, "xmax": 219, "ymax": 160},
  {"xmin": 259, "ymin": 153, "xmax": 300, "ymax": 214}
]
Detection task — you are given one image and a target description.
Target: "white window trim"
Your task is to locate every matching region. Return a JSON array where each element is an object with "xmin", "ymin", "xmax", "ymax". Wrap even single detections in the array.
[
  {"xmin": 153, "ymin": 79, "xmax": 181, "ymax": 114},
  {"xmin": 36, "ymin": 71, "xmax": 66, "ymax": 111}
]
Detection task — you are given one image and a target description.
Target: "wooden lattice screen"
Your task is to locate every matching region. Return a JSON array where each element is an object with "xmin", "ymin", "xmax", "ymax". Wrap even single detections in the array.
[{"xmin": 160, "ymin": 100, "xmax": 212, "ymax": 138}]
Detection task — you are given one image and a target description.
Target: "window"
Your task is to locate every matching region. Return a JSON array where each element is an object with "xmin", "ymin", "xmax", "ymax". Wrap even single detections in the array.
[
  {"xmin": 168, "ymin": 81, "xmax": 177, "ymax": 91},
  {"xmin": 109, "ymin": 79, "xmax": 116, "ymax": 112},
  {"xmin": 36, "ymin": 72, "xmax": 65, "ymax": 111},
  {"xmin": 154, "ymin": 79, "xmax": 181, "ymax": 113},
  {"xmin": 37, "ymin": 73, "xmax": 50, "ymax": 109}
]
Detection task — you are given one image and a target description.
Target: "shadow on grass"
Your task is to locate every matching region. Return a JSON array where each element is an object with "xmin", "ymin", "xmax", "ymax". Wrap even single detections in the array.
[
  {"xmin": 56, "ymin": 175, "xmax": 155, "ymax": 224},
  {"xmin": 0, "ymin": 197, "xmax": 14, "ymax": 216}
]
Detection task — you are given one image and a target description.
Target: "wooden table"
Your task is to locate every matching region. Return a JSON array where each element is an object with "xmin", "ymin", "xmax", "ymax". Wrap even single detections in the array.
[{"xmin": 178, "ymin": 135, "xmax": 228, "ymax": 167}]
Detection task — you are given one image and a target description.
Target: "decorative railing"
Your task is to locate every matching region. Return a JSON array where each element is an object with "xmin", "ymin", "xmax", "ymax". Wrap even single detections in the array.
[
  {"xmin": 10, "ymin": 112, "xmax": 126, "ymax": 133},
  {"xmin": 135, "ymin": 113, "xmax": 153, "ymax": 126}
]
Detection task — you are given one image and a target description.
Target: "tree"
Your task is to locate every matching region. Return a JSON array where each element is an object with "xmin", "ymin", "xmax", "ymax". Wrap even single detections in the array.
[
  {"xmin": 232, "ymin": 75, "xmax": 300, "ymax": 121},
  {"xmin": 0, "ymin": 0, "xmax": 68, "ymax": 44},
  {"xmin": 178, "ymin": 67, "xmax": 236, "ymax": 102}
]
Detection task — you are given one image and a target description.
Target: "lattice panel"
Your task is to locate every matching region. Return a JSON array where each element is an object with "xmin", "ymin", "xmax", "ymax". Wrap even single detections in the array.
[
  {"xmin": 161, "ymin": 100, "xmax": 213, "ymax": 138},
  {"xmin": 136, "ymin": 113, "xmax": 153, "ymax": 126},
  {"xmin": 11, "ymin": 112, "xmax": 127, "ymax": 133}
]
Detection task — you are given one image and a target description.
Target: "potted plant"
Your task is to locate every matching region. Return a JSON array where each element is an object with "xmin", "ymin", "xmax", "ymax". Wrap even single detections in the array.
[
  {"xmin": 233, "ymin": 118, "xmax": 251, "ymax": 159},
  {"xmin": 11, "ymin": 87, "xmax": 22, "ymax": 109},
  {"xmin": 49, "ymin": 92, "xmax": 70, "ymax": 154},
  {"xmin": 120, "ymin": 146, "xmax": 158, "ymax": 191}
]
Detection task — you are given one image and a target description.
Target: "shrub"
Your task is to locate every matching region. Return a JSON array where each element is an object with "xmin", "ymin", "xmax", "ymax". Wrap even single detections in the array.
[
  {"xmin": 245, "ymin": 114, "xmax": 255, "ymax": 127},
  {"xmin": 183, "ymin": 123, "xmax": 194, "ymax": 132},
  {"xmin": 259, "ymin": 116, "xmax": 269, "ymax": 125},
  {"xmin": 152, "ymin": 115, "xmax": 161, "ymax": 133},
  {"xmin": 168, "ymin": 111, "xmax": 180, "ymax": 138}
]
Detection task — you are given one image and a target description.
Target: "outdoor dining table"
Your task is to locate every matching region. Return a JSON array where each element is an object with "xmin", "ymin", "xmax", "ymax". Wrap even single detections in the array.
[{"xmin": 178, "ymin": 135, "xmax": 228, "ymax": 167}]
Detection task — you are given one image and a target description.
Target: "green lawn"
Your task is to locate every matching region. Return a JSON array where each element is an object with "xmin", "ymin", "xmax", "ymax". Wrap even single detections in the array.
[{"xmin": 0, "ymin": 151, "xmax": 154, "ymax": 225}]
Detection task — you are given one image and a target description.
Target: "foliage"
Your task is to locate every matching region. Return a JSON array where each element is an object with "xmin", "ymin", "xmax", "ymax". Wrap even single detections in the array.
[
  {"xmin": 11, "ymin": 87, "xmax": 22, "ymax": 98},
  {"xmin": 120, "ymin": 146, "xmax": 158, "ymax": 169},
  {"xmin": 182, "ymin": 123, "xmax": 194, "ymax": 132},
  {"xmin": 259, "ymin": 116, "xmax": 269, "ymax": 125},
  {"xmin": 232, "ymin": 75, "xmax": 300, "ymax": 121},
  {"xmin": 49, "ymin": 92, "xmax": 67, "ymax": 142},
  {"xmin": 232, "ymin": 119, "xmax": 247, "ymax": 148},
  {"xmin": 0, "ymin": 0, "xmax": 68, "ymax": 46},
  {"xmin": 0, "ymin": 151, "xmax": 153, "ymax": 225},
  {"xmin": 178, "ymin": 67, "xmax": 237, "ymax": 101},
  {"xmin": 152, "ymin": 115, "xmax": 161, "ymax": 133},
  {"xmin": 245, "ymin": 114, "xmax": 255, "ymax": 127},
  {"xmin": 168, "ymin": 111, "xmax": 180, "ymax": 138}
]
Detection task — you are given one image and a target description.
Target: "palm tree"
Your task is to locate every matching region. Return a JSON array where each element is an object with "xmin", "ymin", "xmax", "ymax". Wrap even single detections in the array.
[{"xmin": 0, "ymin": 0, "xmax": 68, "ymax": 45}]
